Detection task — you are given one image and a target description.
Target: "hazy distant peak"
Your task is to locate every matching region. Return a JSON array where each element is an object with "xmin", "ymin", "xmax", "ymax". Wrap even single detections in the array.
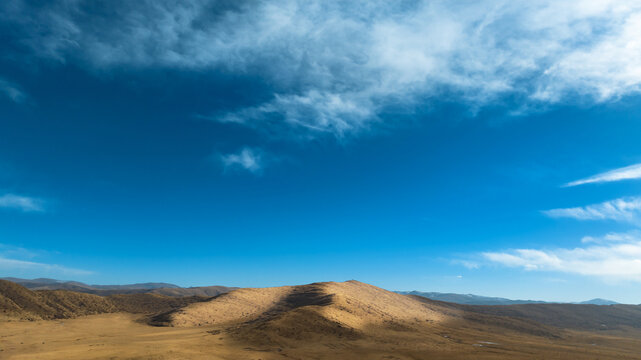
[
  {"xmin": 399, "ymin": 291, "xmax": 619, "ymax": 306},
  {"xmin": 578, "ymin": 298, "xmax": 619, "ymax": 305}
]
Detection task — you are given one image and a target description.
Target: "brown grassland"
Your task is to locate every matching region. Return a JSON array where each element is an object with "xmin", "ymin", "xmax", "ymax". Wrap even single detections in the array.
[{"xmin": 1, "ymin": 279, "xmax": 641, "ymax": 359}]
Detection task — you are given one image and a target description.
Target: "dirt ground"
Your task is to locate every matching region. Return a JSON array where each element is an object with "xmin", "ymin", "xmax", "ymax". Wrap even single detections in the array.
[{"xmin": 2, "ymin": 313, "xmax": 641, "ymax": 360}]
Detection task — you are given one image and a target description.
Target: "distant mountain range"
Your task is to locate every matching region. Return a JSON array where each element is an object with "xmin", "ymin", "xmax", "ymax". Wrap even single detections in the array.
[
  {"xmin": 1, "ymin": 277, "xmax": 236, "ymax": 297},
  {"xmin": 2, "ymin": 278, "xmax": 621, "ymax": 305},
  {"xmin": 396, "ymin": 291, "xmax": 620, "ymax": 306}
]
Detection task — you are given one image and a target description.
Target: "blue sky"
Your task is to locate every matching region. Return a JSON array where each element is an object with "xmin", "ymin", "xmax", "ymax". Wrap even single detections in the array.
[{"xmin": 1, "ymin": 0, "xmax": 641, "ymax": 303}]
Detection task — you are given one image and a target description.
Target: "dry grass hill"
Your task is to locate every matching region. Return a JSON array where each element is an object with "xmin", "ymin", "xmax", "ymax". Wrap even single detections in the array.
[
  {"xmin": 154, "ymin": 280, "xmax": 490, "ymax": 328},
  {"xmin": 0, "ymin": 280, "xmax": 208, "ymax": 321},
  {"xmin": 2, "ymin": 279, "xmax": 641, "ymax": 359},
  {"xmin": 152, "ymin": 280, "xmax": 561, "ymax": 338},
  {"xmin": 0, "ymin": 280, "xmax": 115, "ymax": 320}
]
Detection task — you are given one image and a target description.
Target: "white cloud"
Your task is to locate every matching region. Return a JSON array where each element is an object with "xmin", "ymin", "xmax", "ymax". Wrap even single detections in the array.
[
  {"xmin": 483, "ymin": 231, "xmax": 641, "ymax": 282},
  {"xmin": 565, "ymin": 163, "xmax": 641, "ymax": 187},
  {"xmin": 543, "ymin": 197, "xmax": 641, "ymax": 223},
  {"xmin": 3, "ymin": 1, "xmax": 641, "ymax": 138},
  {"xmin": 220, "ymin": 148, "xmax": 265, "ymax": 174},
  {"xmin": 0, "ymin": 193, "xmax": 44, "ymax": 212},
  {"xmin": 0, "ymin": 257, "xmax": 92, "ymax": 276},
  {"xmin": 535, "ymin": 11, "xmax": 641, "ymax": 102},
  {"xmin": 0, "ymin": 78, "xmax": 27, "ymax": 103}
]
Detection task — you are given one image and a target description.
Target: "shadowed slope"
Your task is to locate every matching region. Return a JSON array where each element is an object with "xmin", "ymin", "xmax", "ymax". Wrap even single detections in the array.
[
  {"xmin": 0, "ymin": 280, "xmax": 209, "ymax": 320},
  {"xmin": 150, "ymin": 286, "xmax": 238, "ymax": 297},
  {"xmin": 107, "ymin": 293, "xmax": 209, "ymax": 314},
  {"xmin": 0, "ymin": 280, "xmax": 116, "ymax": 320}
]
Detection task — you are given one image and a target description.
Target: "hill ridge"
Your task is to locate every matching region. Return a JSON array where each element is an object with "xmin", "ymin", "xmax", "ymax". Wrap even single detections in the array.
[
  {"xmin": 0, "ymin": 280, "xmax": 209, "ymax": 321},
  {"xmin": 150, "ymin": 280, "xmax": 564, "ymax": 346},
  {"xmin": 1, "ymin": 277, "xmax": 236, "ymax": 297}
]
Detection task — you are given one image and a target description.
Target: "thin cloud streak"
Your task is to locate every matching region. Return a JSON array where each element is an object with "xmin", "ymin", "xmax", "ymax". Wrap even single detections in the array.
[
  {"xmin": 0, "ymin": 243, "xmax": 41, "ymax": 259},
  {"xmin": 0, "ymin": 244, "xmax": 92, "ymax": 277},
  {"xmin": 543, "ymin": 197, "xmax": 641, "ymax": 223},
  {"xmin": 0, "ymin": 193, "xmax": 45, "ymax": 212},
  {"xmin": 565, "ymin": 163, "xmax": 641, "ymax": 187},
  {"xmin": 0, "ymin": 78, "xmax": 27, "ymax": 103},
  {"xmin": 0, "ymin": 257, "xmax": 92, "ymax": 276},
  {"xmin": 483, "ymin": 231, "xmax": 641, "ymax": 282}
]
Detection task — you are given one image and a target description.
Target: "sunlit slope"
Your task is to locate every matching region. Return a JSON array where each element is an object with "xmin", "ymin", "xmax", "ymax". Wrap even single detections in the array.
[
  {"xmin": 153, "ymin": 280, "xmax": 560, "ymax": 342},
  {"xmin": 155, "ymin": 281, "xmax": 444, "ymax": 326}
]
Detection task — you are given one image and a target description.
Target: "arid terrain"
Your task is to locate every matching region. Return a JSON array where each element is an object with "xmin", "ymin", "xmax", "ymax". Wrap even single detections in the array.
[{"xmin": 1, "ymin": 279, "xmax": 641, "ymax": 359}]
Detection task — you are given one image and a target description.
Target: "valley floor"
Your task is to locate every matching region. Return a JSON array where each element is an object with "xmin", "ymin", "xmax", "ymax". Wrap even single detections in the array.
[{"xmin": 2, "ymin": 313, "xmax": 641, "ymax": 360}]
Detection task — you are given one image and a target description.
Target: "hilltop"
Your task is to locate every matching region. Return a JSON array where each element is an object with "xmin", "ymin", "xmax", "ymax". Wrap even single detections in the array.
[{"xmin": 152, "ymin": 280, "xmax": 560, "ymax": 340}]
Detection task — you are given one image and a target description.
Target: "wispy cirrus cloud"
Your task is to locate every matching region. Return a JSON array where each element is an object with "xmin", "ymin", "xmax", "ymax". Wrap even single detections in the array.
[
  {"xmin": 3, "ymin": 1, "xmax": 641, "ymax": 138},
  {"xmin": 219, "ymin": 90, "xmax": 378, "ymax": 138},
  {"xmin": 0, "ymin": 244, "xmax": 92, "ymax": 276},
  {"xmin": 0, "ymin": 243, "xmax": 41, "ymax": 259},
  {"xmin": 543, "ymin": 197, "xmax": 641, "ymax": 223},
  {"xmin": 483, "ymin": 231, "xmax": 641, "ymax": 282},
  {"xmin": 565, "ymin": 163, "xmax": 641, "ymax": 187},
  {"xmin": 220, "ymin": 148, "xmax": 265, "ymax": 174},
  {"xmin": 0, "ymin": 78, "xmax": 27, "ymax": 103},
  {"xmin": 582, "ymin": 230, "xmax": 641, "ymax": 244},
  {"xmin": 0, "ymin": 193, "xmax": 45, "ymax": 212},
  {"xmin": 0, "ymin": 257, "xmax": 92, "ymax": 276}
]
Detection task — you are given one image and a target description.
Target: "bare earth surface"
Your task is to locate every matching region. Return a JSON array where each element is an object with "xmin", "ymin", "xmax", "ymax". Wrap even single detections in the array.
[
  {"xmin": 2, "ymin": 280, "xmax": 641, "ymax": 359},
  {"xmin": 2, "ymin": 313, "xmax": 641, "ymax": 360}
]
